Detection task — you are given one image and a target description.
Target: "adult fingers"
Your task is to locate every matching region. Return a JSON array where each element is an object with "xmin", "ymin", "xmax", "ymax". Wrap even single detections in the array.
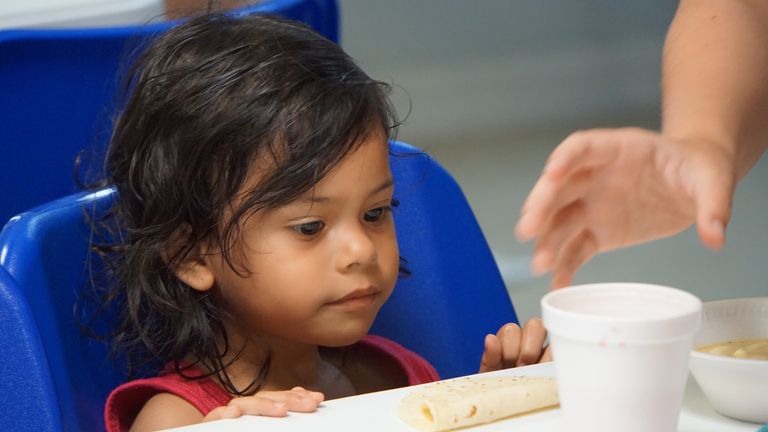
[
  {"xmin": 531, "ymin": 200, "xmax": 587, "ymax": 274},
  {"xmin": 693, "ymin": 168, "xmax": 735, "ymax": 251},
  {"xmin": 542, "ymin": 129, "xmax": 623, "ymax": 180},
  {"xmin": 550, "ymin": 229, "xmax": 599, "ymax": 289},
  {"xmin": 517, "ymin": 318, "xmax": 547, "ymax": 367},
  {"xmin": 517, "ymin": 173, "xmax": 560, "ymax": 242},
  {"xmin": 479, "ymin": 334, "xmax": 503, "ymax": 372},
  {"xmin": 516, "ymin": 169, "xmax": 595, "ymax": 243}
]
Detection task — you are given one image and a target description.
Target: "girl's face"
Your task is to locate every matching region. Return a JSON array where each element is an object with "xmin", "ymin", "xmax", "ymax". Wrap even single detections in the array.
[{"xmin": 206, "ymin": 130, "xmax": 399, "ymax": 348}]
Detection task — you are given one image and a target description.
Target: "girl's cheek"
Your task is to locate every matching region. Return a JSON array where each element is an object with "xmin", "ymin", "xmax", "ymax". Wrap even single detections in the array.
[{"xmin": 385, "ymin": 244, "xmax": 401, "ymax": 281}]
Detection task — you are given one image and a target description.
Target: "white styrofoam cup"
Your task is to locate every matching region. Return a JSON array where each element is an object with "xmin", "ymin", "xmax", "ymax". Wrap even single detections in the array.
[{"xmin": 542, "ymin": 283, "xmax": 702, "ymax": 432}]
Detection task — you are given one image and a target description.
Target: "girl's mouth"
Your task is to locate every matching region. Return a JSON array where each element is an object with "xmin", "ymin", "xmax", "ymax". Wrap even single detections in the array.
[{"xmin": 328, "ymin": 287, "xmax": 379, "ymax": 308}]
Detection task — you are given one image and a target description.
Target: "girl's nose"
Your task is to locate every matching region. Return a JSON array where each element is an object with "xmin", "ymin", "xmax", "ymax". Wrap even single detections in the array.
[{"xmin": 335, "ymin": 223, "xmax": 377, "ymax": 272}]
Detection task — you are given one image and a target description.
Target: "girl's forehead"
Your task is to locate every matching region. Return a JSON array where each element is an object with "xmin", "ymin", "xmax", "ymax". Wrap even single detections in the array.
[
  {"xmin": 234, "ymin": 130, "xmax": 391, "ymax": 210},
  {"xmin": 299, "ymin": 134, "xmax": 392, "ymax": 199},
  {"xmin": 324, "ymin": 132, "xmax": 390, "ymax": 175}
]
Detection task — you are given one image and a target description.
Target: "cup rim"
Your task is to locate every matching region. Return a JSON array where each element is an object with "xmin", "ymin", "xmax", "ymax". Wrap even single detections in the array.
[
  {"xmin": 541, "ymin": 282, "xmax": 702, "ymax": 323},
  {"xmin": 541, "ymin": 283, "xmax": 702, "ymax": 343}
]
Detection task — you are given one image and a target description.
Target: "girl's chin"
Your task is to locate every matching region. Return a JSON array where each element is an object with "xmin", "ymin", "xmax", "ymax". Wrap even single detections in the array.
[{"xmin": 317, "ymin": 325, "xmax": 374, "ymax": 348}]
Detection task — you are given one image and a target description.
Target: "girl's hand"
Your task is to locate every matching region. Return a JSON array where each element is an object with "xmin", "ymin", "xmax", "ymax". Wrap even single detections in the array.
[
  {"xmin": 515, "ymin": 127, "xmax": 737, "ymax": 288},
  {"xmin": 479, "ymin": 319, "xmax": 552, "ymax": 372},
  {"xmin": 203, "ymin": 386, "xmax": 325, "ymax": 421}
]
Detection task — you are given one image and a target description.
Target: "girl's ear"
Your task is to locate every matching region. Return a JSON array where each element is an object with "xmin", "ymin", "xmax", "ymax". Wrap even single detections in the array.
[
  {"xmin": 173, "ymin": 251, "xmax": 215, "ymax": 292},
  {"xmin": 162, "ymin": 231, "xmax": 216, "ymax": 292}
]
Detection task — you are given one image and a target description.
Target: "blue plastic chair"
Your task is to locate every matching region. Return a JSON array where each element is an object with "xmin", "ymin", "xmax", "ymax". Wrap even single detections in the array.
[
  {"xmin": 0, "ymin": 266, "xmax": 62, "ymax": 431},
  {"xmin": 0, "ymin": 0, "xmax": 339, "ymax": 227},
  {"xmin": 0, "ymin": 141, "xmax": 516, "ymax": 431},
  {"xmin": 372, "ymin": 142, "xmax": 518, "ymax": 379},
  {"xmin": 0, "ymin": 188, "xmax": 116, "ymax": 432}
]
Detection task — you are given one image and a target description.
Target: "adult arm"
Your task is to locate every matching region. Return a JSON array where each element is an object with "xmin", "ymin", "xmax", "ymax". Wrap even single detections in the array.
[
  {"xmin": 663, "ymin": 0, "xmax": 768, "ymax": 182},
  {"xmin": 515, "ymin": 0, "xmax": 768, "ymax": 287}
]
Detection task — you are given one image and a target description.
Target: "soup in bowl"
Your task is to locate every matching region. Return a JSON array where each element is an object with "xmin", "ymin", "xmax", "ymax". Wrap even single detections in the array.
[{"xmin": 689, "ymin": 297, "xmax": 768, "ymax": 424}]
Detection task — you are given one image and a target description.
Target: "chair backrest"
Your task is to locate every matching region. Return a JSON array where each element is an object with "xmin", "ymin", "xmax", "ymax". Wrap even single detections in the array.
[
  {"xmin": 0, "ymin": 266, "xmax": 62, "ymax": 431},
  {"xmin": 0, "ymin": 141, "xmax": 516, "ymax": 431},
  {"xmin": 371, "ymin": 142, "xmax": 517, "ymax": 378},
  {"xmin": 0, "ymin": 0, "xmax": 339, "ymax": 226},
  {"xmin": 0, "ymin": 188, "xmax": 116, "ymax": 432}
]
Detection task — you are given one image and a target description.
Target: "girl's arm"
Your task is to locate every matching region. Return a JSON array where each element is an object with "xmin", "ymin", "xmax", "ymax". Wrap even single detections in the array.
[
  {"xmin": 130, "ymin": 393, "xmax": 209, "ymax": 431},
  {"xmin": 128, "ymin": 388, "xmax": 324, "ymax": 432}
]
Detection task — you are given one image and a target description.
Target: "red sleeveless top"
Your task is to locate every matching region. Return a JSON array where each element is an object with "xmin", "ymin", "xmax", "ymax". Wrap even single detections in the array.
[{"xmin": 104, "ymin": 335, "xmax": 439, "ymax": 432}]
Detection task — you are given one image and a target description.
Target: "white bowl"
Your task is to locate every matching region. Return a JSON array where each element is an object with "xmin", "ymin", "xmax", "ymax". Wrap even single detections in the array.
[{"xmin": 689, "ymin": 297, "xmax": 768, "ymax": 424}]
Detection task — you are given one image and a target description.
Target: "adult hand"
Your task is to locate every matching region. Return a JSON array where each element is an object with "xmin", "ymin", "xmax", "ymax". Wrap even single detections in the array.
[
  {"xmin": 515, "ymin": 127, "xmax": 737, "ymax": 288},
  {"xmin": 479, "ymin": 319, "xmax": 552, "ymax": 372},
  {"xmin": 203, "ymin": 386, "xmax": 324, "ymax": 421}
]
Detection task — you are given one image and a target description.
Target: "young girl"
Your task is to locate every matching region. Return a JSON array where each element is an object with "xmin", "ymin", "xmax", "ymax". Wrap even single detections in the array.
[{"xmin": 96, "ymin": 13, "xmax": 550, "ymax": 432}]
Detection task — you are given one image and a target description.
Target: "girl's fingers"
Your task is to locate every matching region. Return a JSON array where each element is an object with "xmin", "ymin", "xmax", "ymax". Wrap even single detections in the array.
[
  {"xmin": 203, "ymin": 398, "xmax": 287, "ymax": 422},
  {"xmin": 226, "ymin": 396, "xmax": 289, "ymax": 417},
  {"xmin": 481, "ymin": 322, "xmax": 552, "ymax": 371},
  {"xmin": 497, "ymin": 323, "xmax": 523, "ymax": 369},
  {"xmin": 551, "ymin": 229, "xmax": 599, "ymax": 289},
  {"xmin": 290, "ymin": 387, "xmax": 325, "ymax": 403},
  {"xmin": 259, "ymin": 388, "xmax": 325, "ymax": 404},
  {"xmin": 256, "ymin": 388, "xmax": 324, "ymax": 413},
  {"xmin": 202, "ymin": 388, "xmax": 325, "ymax": 422},
  {"xmin": 517, "ymin": 318, "xmax": 547, "ymax": 367},
  {"xmin": 203, "ymin": 405, "xmax": 240, "ymax": 422},
  {"xmin": 479, "ymin": 333, "xmax": 502, "ymax": 372},
  {"xmin": 540, "ymin": 345, "xmax": 553, "ymax": 363}
]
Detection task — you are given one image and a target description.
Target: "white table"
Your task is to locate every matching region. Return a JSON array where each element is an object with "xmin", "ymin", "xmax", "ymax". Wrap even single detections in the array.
[{"xmin": 167, "ymin": 362, "xmax": 762, "ymax": 432}]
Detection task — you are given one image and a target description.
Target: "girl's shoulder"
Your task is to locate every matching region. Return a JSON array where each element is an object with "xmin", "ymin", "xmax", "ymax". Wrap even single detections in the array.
[
  {"xmin": 104, "ymin": 365, "xmax": 231, "ymax": 432},
  {"xmin": 124, "ymin": 392, "xmax": 204, "ymax": 432},
  {"xmin": 328, "ymin": 335, "xmax": 440, "ymax": 395}
]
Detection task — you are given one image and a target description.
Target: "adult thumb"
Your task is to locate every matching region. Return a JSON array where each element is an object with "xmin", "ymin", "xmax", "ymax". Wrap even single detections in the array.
[{"xmin": 694, "ymin": 170, "xmax": 735, "ymax": 250}]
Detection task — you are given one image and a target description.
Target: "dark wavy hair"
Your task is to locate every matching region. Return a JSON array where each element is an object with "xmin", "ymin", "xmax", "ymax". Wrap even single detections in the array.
[{"xmin": 90, "ymin": 13, "xmax": 399, "ymax": 395}]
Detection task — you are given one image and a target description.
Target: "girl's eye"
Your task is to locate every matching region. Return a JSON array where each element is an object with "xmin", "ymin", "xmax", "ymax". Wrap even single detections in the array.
[
  {"xmin": 364, "ymin": 199, "xmax": 399, "ymax": 223},
  {"xmin": 364, "ymin": 206, "xmax": 391, "ymax": 222},
  {"xmin": 292, "ymin": 221, "xmax": 325, "ymax": 236}
]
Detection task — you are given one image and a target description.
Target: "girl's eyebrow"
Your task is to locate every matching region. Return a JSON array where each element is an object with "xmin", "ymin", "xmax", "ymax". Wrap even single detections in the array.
[{"xmin": 301, "ymin": 178, "xmax": 394, "ymax": 204}]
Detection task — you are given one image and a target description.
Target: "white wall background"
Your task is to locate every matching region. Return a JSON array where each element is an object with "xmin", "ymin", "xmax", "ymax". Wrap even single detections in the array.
[{"xmin": 340, "ymin": 0, "xmax": 768, "ymax": 323}]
